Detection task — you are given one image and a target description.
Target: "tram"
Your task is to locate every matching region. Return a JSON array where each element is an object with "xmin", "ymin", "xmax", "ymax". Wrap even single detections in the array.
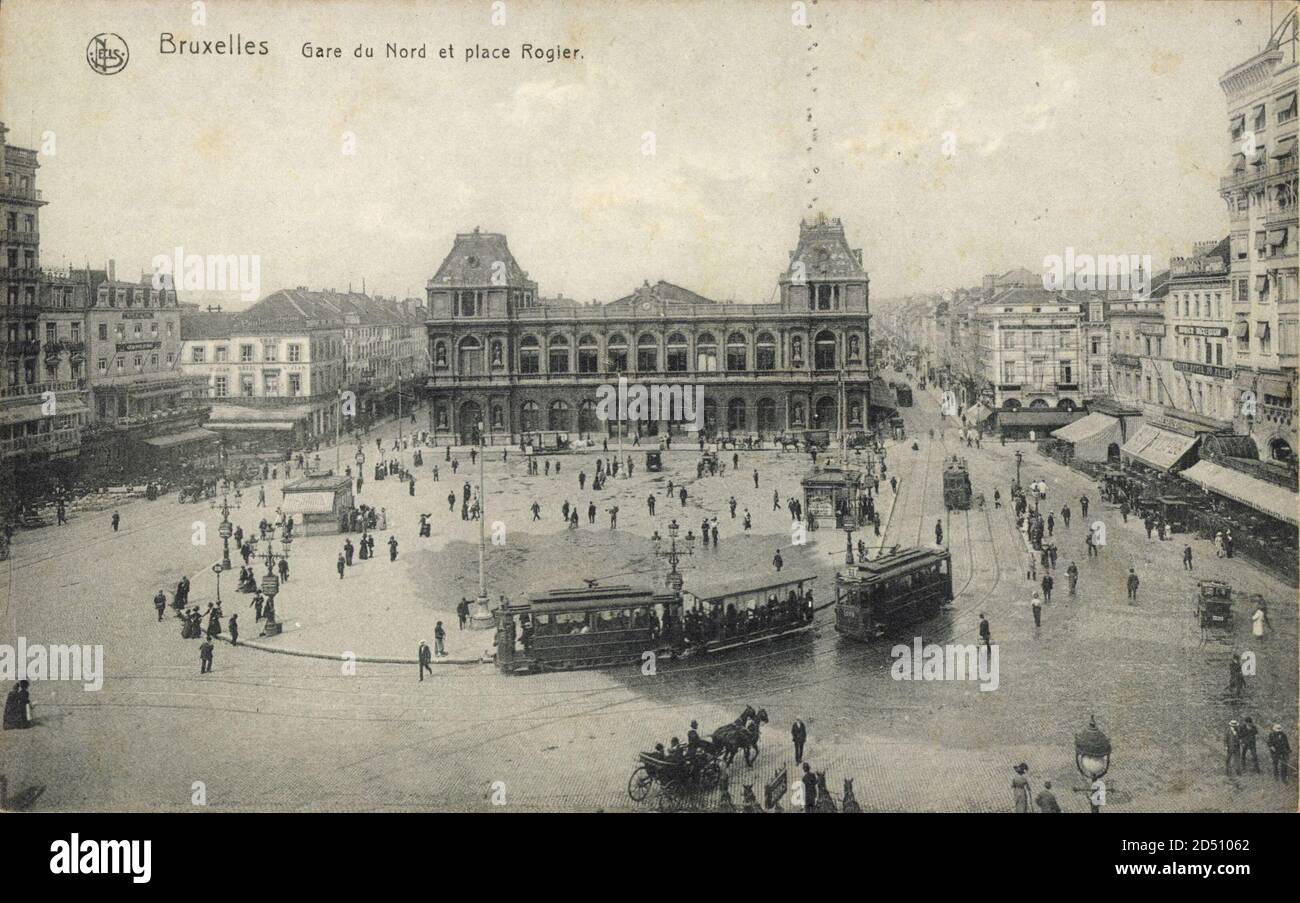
[
  {"xmin": 942, "ymin": 456, "xmax": 972, "ymax": 510},
  {"xmin": 494, "ymin": 575, "xmax": 819, "ymax": 674},
  {"xmin": 894, "ymin": 383, "xmax": 914, "ymax": 407},
  {"xmin": 833, "ymin": 547, "xmax": 953, "ymax": 641}
]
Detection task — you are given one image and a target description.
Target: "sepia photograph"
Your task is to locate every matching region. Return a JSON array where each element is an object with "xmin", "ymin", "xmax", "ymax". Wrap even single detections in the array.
[{"xmin": 0, "ymin": 0, "xmax": 1296, "ymax": 875}]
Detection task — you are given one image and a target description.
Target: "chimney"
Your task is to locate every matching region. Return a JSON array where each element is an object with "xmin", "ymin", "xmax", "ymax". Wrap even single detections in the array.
[{"xmin": 107, "ymin": 259, "xmax": 116, "ymax": 282}]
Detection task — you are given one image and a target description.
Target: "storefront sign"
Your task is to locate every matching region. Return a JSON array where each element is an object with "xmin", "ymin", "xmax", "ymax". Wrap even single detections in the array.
[
  {"xmin": 1173, "ymin": 360, "xmax": 1232, "ymax": 380},
  {"xmin": 1138, "ymin": 323, "xmax": 1167, "ymax": 336},
  {"xmin": 121, "ymin": 311, "xmax": 156, "ymax": 320},
  {"xmin": 116, "ymin": 341, "xmax": 160, "ymax": 352},
  {"xmin": 1175, "ymin": 325, "xmax": 1228, "ymax": 337}
]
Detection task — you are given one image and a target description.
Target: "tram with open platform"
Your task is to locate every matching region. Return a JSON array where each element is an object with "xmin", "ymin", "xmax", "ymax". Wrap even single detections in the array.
[{"xmin": 833, "ymin": 547, "xmax": 953, "ymax": 641}]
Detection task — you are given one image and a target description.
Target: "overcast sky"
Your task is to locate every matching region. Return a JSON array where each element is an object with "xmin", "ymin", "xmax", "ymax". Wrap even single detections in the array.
[{"xmin": 0, "ymin": 0, "xmax": 1283, "ymax": 307}]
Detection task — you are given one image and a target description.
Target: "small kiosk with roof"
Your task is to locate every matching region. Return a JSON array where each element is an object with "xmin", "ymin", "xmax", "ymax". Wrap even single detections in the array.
[{"xmin": 280, "ymin": 474, "xmax": 353, "ymax": 536}]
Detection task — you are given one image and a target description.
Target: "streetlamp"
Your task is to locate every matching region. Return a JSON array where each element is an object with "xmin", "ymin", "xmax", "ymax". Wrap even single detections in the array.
[
  {"xmin": 653, "ymin": 518, "xmax": 695, "ymax": 595},
  {"xmin": 209, "ymin": 494, "xmax": 240, "ymax": 571},
  {"xmin": 1014, "ymin": 449, "xmax": 1023, "ymax": 490},
  {"xmin": 211, "ymin": 562, "xmax": 225, "ymax": 604},
  {"xmin": 257, "ymin": 527, "xmax": 293, "ymax": 637},
  {"xmin": 469, "ymin": 417, "xmax": 494, "ymax": 629},
  {"xmin": 1074, "ymin": 715, "xmax": 1113, "ymax": 813}
]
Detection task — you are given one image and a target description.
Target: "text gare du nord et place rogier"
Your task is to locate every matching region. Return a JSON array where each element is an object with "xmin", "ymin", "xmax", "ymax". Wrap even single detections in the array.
[{"xmin": 300, "ymin": 42, "xmax": 581, "ymax": 61}]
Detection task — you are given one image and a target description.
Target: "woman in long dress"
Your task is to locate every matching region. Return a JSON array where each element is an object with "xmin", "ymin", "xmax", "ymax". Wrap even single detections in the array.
[{"xmin": 1012, "ymin": 763, "xmax": 1031, "ymax": 813}]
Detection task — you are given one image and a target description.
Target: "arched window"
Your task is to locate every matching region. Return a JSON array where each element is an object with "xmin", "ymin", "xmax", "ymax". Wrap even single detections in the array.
[
  {"xmin": 757, "ymin": 397, "xmax": 778, "ymax": 432},
  {"xmin": 1028, "ymin": 398, "xmax": 1049, "ymax": 410},
  {"xmin": 727, "ymin": 398, "xmax": 747, "ymax": 432},
  {"xmin": 1270, "ymin": 437, "xmax": 1296, "ymax": 465},
  {"xmin": 695, "ymin": 332, "xmax": 718, "ymax": 372},
  {"xmin": 577, "ymin": 399, "xmax": 599, "ymax": 434},
  {"xmin": 637, "ymin": 333, "xmax": 658, "ymax": 372},
  {"xmin": 755, "ymin": 332, "xmax": 776, "ymax": 371},
  {"xmin": 519, "ymin": 335, "xmax": 540, "ymax": 374},
  {"xmin": 520, "ymin": 400, "xmax": 540, "ymax": 432},
  {"xmin": 548, "ymin": 334, "xmax": 570, "ymax": 374},
  {"xmin": 577, "ymin": 335, "xmax": 599, "ymax": 373},
  {"xmin": 814, "ymin": 330, "xmax": 836, "ymax": 370},
  {"xmin": 703, "ymin": 398, "xmax": 718, "ymax": 434},
  {"xmin": 726, "ymin": 332, "xmax": 747, "ymax": 371},
  {"xmin": 458, "ymin": 336, "xmax": 484, "ymax": 375},
  {"xmin": 666, "ymin": 333, "xmax": 689, "ymax": 372},
  {"xmin": 1002, "ymin": 398, "xmax": 1021, "ymax": 410},
  {"xmin": 814, "ymin": 396, "xmax": 836, "ymax": 429},
  {"xmin": 1056, "ymin": 398, "xmax": 1076, "ymax": 411},
  {"xmin": 606, "ymin": 333, "xmax": 628, "ymax": 372},
  {"xmin": 548, "ymin": 399, "xmax": 571, "ymax": 431}
]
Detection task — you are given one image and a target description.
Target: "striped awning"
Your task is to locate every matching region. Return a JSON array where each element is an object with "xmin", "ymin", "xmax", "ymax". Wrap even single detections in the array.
[
  {"xmin": 1121, "ymin": 424, "xmax": 1197, "ymax": 472},
  {"xmin": 1180, "ymin": 460, "xmax": 1297, "ymax": 526}
]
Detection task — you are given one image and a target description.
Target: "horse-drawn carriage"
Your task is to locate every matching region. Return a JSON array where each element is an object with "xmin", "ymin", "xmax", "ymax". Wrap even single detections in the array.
[
  {"xmin": 627, "ymin": 706, "xmax": 769, "ymax": 809},
  {"xmin": 1195, "ymin": 580, "xmax": 1234, "ymax": 630}
]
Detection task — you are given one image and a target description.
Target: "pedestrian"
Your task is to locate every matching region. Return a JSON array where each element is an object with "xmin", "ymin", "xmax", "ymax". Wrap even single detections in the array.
[
  {"xmin": 679, "ymin": 486, "xmax": 687, "ymax": 507},
  {"xmin": 935, "ymin": 519, "xmax": 943, "ymax": 545},
  {"xmin": 607, "ymin": 506, "xmax": 619, "ymax": 528},
  {"xmin": 111, "ymin": 510, "xmax": 120, "ymax": 532},
  {"xmin": 773, "ymin": 549, "xmax": 784, "ymax": 572},
  {"xmin": 229, "ymin": 613, "xmax": 239, "ymax": 645},
  {"xmin": 993, "ymin": 489, "xmax": 1001, "ymax": 509},
  {"xmin": 1060, "ymin": 504, "xmax": 1070, "ymax": 529},
  {"xmin": 1026, "ymin": 550, "xmax": 1037, "ymax": 581},
  {"xmin": 889, "ymin": 476, "xmax": 897, "ymax": 495},
  {"xmin": 252, "ymin": 590, "xmax": 264, "ymax": 620},
  {"xmin": 457, "ymin": 599, "xmax": 468, "ymax": 630},
  {"xmin": 337, "ymin": 553, "xmax": 346, "ymax": 579},
  {"xmin": 1239, "ymin": 717, "xmax": 1261, "ymax": 774},
  {"xmin": 1041, "ymin": 573, "xmax": 1053, "ymax": 604},
  {"xmin": 647, "ymin": 493, "xmax": 656, "ymax": 516},
  {"xmin": 753, "ymin": 469, "xmax": 759, "ymax": 489},
  {"xmin": 1181, "ymin": 544, "xmax": 1194, "ymax": 570},
  {"xmin": 1066, "ymin": 561, "xmax": 1078, "ymax": 596},
  {"xmin": 800, "ymin": 762, "xmax": 818, "ymax": 812},
  {"xmin": 1035, "ymin": 781, "xmax": 1061, "ymax": 813},
  {"xmin": 1030, "ymin": 591, "xmax": 1042, "ymax": 627},
  {"xmin": 434, "ymin": 621, "xmax": 446, "ymax": 656},
  {"xmin": 388, "ymin": 535, "xmax": 398, "ymax": 561},
  {"xmin": 789, "ymin": 718, "xmax": 809, "ymax": 765},
  {"xmin": 418, "ymin": 640, "xmax": 433, "ymax": 680},
  {"xmin": 579, "ymin": 471, "xmax": 586, "ymax": 490},
  {"xmin": 1227, "ymin": 651, "xmax": 1246, "ymax": 697},
  {"xmin": 531, "ymin": 501, "xmax": 541, "ymax": 521},
  {"xmin": 1079, "ymin": 495, "xmax": 1089, "ymax": 518},
  {"xmin": 449, "ymin": 491, "xmax": 456, "ymax": 511},
  {"xmin": 1126, "ymin": 567, "xmax": 1139, "ymax": 602},
  {"xmin": 154, "ymin": 590, "xmax": 167, "ymax": 622},
  {"xmin": 1252, "ymin": 601, "xmax": 1270, "ymax": 640},
  {"xmin": 1267, "ymin": 724, "xmax": 1291, "ymax": 782},
  {"xmin": 1225, "ymin": 720, "xmax": 1243, "ymax": 775},
  {"xmin": 588, "ymin": 501, "xmax": 596, "ymax": 524},
  {"xmin": 978, "ymin": 612, "xmax": 991, "ymax": 649},
  {"xmin": 1144, "ymin": 516, "xmax": 1154, "ymax": 540},
  {"xmin": 1012, "ymin": 763, "xmax": 1031, "ymax": 813},
  {"xmin": 1224, "ymin": 530, "xmax": 1234, "ymax": 558},
  {"xmin": 729, "ymin": 496, "xmax": 737, "ymax": 518},
  {"xmin": 199, "ymin": 638, "xmax": 214, "ymax": 674}
]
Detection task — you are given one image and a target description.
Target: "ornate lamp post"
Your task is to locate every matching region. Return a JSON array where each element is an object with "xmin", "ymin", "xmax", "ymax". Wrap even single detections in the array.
[
  {"xmin": 652, "ymin": 518, "xmax": 695, "ymax": 595},
  {"xmin": 211, "ymin": 561, "xmax": 225, "ymax": 604},
  {"xmin": 1074, "ymin": 715, "xmax": 1113, "ymax": 813},
  {"xmin": 469, "ymin": 418, "xmax": 494, "ymax": 629},
  {"xmin": 1014, "ymin": 449, "xmax": 1023, "ymax": 491},
  {"xmin": 209, "ymin": 494, "xmax": 240, "ymax": 571},
  {"xmin": 257, "ymin": 527, "xmax": 293, "ymax": 637}
]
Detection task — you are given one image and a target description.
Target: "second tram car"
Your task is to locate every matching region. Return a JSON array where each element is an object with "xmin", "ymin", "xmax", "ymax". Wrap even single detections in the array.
[
  {"xmin": 942, "ymin": 456, "xmax": 972, "ymax": 510},
  {"xmin": 833, "ymin": 547, "xmax": 953, "ymax": 640}
]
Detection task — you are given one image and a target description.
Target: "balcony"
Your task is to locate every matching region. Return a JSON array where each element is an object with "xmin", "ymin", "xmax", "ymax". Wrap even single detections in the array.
[
  {"xmin": 1220, "ymin": 157, "xmax": 1297, "ymax": 192},
  {"xmin": 0, "ymin": 339, "xmax": 43, "ymax": 356},
  {"xmin": 0, "ymin": 230, "xmax": 39, "ymax": 245},
  {"xmin": 0, "ymin": 377, "xmax": 86, "ymax": 401},
  {"xmin": 426, "ymin": 367, "xmax": 873, "ymax": 388},
  {"xmin": 0, "ymin": 427, "xmax": 80, "ymax": 457},
  {"xmin": 0, "ymin": 265, "xmax": 42, "ymax": 281},
  {"xmin": 0, "ymin": 183, "xmax": 44, "ymax": 204}
]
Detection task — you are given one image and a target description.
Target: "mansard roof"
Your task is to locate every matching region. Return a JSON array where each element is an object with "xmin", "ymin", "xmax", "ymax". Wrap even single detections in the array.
[
  {"xmin": 429, "ymin": 228, "xmax": 534, "ymax": 289},
  {"xmin": 781, "ymin": 215, "xmax": 866, "ymax": 282}
]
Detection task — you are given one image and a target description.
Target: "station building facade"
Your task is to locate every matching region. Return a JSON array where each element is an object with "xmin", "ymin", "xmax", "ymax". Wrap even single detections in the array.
[{"xmin": 423, "ymin": 218, "xmax": 880, "ymax": 446}]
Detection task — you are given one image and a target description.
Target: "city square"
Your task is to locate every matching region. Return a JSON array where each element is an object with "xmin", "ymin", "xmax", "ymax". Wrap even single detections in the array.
[{"xmin": 0, "ymin": 0, "xmax": 1296, "ymax": 820}]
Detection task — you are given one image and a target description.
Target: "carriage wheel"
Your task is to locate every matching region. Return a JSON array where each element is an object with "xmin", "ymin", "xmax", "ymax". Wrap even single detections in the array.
[
  {"xmin": 628, "ymin": 766, "xmax": 654, "ymax": 802},
  {"xmin": 657, "ymin": 780, "xmax": 682, "ymax": 812},
  {"xmin": 699, "ymin": 759, "xmax": 722, "ymax": 789}
]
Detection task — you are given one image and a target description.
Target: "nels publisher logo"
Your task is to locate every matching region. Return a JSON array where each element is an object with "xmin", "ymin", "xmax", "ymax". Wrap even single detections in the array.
[{"xmin": 86, "ymin": 33, "xmax": 129, "ymax": 75}]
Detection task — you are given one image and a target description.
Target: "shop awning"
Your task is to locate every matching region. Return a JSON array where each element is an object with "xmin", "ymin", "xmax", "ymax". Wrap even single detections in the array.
[
  {"xmin": 1121, "ymin": 424, "xmax": 1197, "ymax": 472},
  {"xmin": 0, "ymin": 399, "xmax": 46, "ymax": 426},
  {"xmin": 1271, "ymin": 135, "xmax": 1296, "ymax": 157},
  {"xmin": 1235, "ymin": 320, "xmax": 1249, "ymax": 339},
  {"xmin": 997, "ymin": 410, "xmax": 1085, "ymax": 427},
  {"xmin": 142, "ymin": 427, "xmax": 218, "ymax": 448},
  {"xmin": 204, "ymin": 420, "xmax": 297, "ymax": 432},
  {"xmin": 1050, "ymin": 412, "xmax": 1122, "ymax": 462},
  {"xmin": 280, "ymin": 490, "xmax": 339, "ymax": 515},
  {"xmin": 1180, "ymin": 460, "xmax": 1297, "ymax": 526},
  {"xmin": 869, "ymin": 378, "xmax": 897, "ymax": 409},
  {"xmin": 964, "ymin": 403, "xmax": 993, "ymax": 424}
]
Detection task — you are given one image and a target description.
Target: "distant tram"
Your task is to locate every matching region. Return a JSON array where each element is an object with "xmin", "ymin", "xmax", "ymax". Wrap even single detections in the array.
[
  {"xmin": 943, "ymin": 456, "xmax": 972, "ymax": 510},
  {"xmin": 833, "ymin": 547, "xmax": 953, "ymax": 641},
  {"xmin": 894, "ymin": 383, "xmax": 914, "ymax": 407}
]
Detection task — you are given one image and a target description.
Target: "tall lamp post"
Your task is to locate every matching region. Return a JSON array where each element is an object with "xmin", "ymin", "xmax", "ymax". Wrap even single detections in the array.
[
  {"xmin": 257, "ymin": 528, "xmax": 293, "ymax": 637},
  {"xmin": 209, "ymin": 494, "xmax": 240, "ymax": 571},
  {"xmin": 652, "ymin": 518, "xmax": 695, "ymax": 595},
  {"xmin": 1014, "ymin": 449, "xmax": 1023, "ymax": 490},
  {"xmin": 469, "ymin": 418, "xmax": 494, "ymax": 628}
]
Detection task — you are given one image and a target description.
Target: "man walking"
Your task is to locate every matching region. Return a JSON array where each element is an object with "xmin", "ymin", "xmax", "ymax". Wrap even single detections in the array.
[
  {"xmin": 791, "ymin": 719, "xmax": 807, "ymax": 765},
  {"xmin": 1035, "ymin": 781, "xmax": 1062, "ymax": 813},
  {"xmin": 111, "ymin": 510, "xmax": 120, "ymax": 532},
  {"xmin": 1267, "ymin": 724, "xmax": 1291, "ymax": 782},
  {"xmin": 1079, "ymin": 495, "xmax": 1089, "ymax": 518},
  {"xmin": 434, "ymin": 621, "xmax": 447, "ymax": 657},
  {"xmin": 773, "ymin": 549, "xmax": 784, "ymax": 572},
  {"xmin": 588, "ymin": 501, "xmax": 596, "ymax": 524},
  {"xmin": 800, "ymin": 762, "xmax": 818, "ymax": 812},
  {"xmin": 753, "ymin": 469, "xmax": 759, "ymax": 489},
  {"xmin": 228, "ymin": 613, "xmax": 239, "ymax": 646},
  {"xmin": 1040, "ymin": 573, "xmax": 1053, "ymax": 604},
  {"xmin": 1066, "ymin": 561, "xmax": 1078, "ymax": 597},
  {"xmin": 935, "ymin": 519, "xmax": 943, "ymax": 545},
  {"xmin": 154, "ymin": 590, "xmax": 167, "ymax": 622},
  {"xmin": 1060, "ymin": 504, "xmax": 1070, "ymax": 529},
  {"xmin": 1126, "ymin": 567, "xmax": 1139, "ymax": 603},
  {"xmin": 1182, "ymin": 544, "xmax": 1193, "ymax": 570},
  {"xmin": 418, "ymin": 640, "xmax": 433, "ymax": 681},
  {"xmin": 199, "ymin": 637, "xmax": 214, "ymax": 674},
  {"xmin": 457, "ymin": 599, "xmax": 469, "ymax": 630},
  {"xmin": 337, "ymin": 553, "xmax": 346, "ymax": 579},
  {"xmin": 1030, "ymin": 591, "xmax": 1042, "ymax": 627},
  {"xmin": 978, "ymin": 613, "xmax": 991, "ymax": 650},
  {"xmin": 647, "ymin": 493, "xmax": 656, "ymax": 516},
  {"xmin": 1239, "ymin": 717, "xmax": 1261, "ymax": 774},
  {"xmin": 388, "ymin": 535, "xmax": 399, "ymax": 561},
  {"xmin": 1225, "ymin": 720, "xmax": 1243, "ymax": 775},
  {"xmin": 607, "ymin": 506, "xmax": 619, "ymax": 529}
]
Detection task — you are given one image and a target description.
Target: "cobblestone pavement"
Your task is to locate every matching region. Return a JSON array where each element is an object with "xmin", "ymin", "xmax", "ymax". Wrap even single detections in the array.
[{"xmin": 2, "ymin": 396, "xmax": 1295, "ymax": 813}]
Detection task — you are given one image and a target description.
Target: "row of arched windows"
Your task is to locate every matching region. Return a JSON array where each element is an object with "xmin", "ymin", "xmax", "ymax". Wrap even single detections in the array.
[{"xmin": 432, "ymin": 329, "xmax": 863, "ymax": 376}]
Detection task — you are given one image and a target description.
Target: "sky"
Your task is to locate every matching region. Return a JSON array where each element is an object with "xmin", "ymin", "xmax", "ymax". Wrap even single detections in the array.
[{"xmin": 0, "ymin": 0, "xmax": 1285, "ymax": 308}]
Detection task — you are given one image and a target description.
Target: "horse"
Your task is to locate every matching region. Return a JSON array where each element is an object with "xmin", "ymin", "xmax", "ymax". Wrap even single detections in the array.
[
  {"xmin": 709, "ymin": 707, "xmax": 768, "ymax": 766},
  {"xmin": 841, "ymin": 778, "xmax": 862, "ymax": 813}
]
